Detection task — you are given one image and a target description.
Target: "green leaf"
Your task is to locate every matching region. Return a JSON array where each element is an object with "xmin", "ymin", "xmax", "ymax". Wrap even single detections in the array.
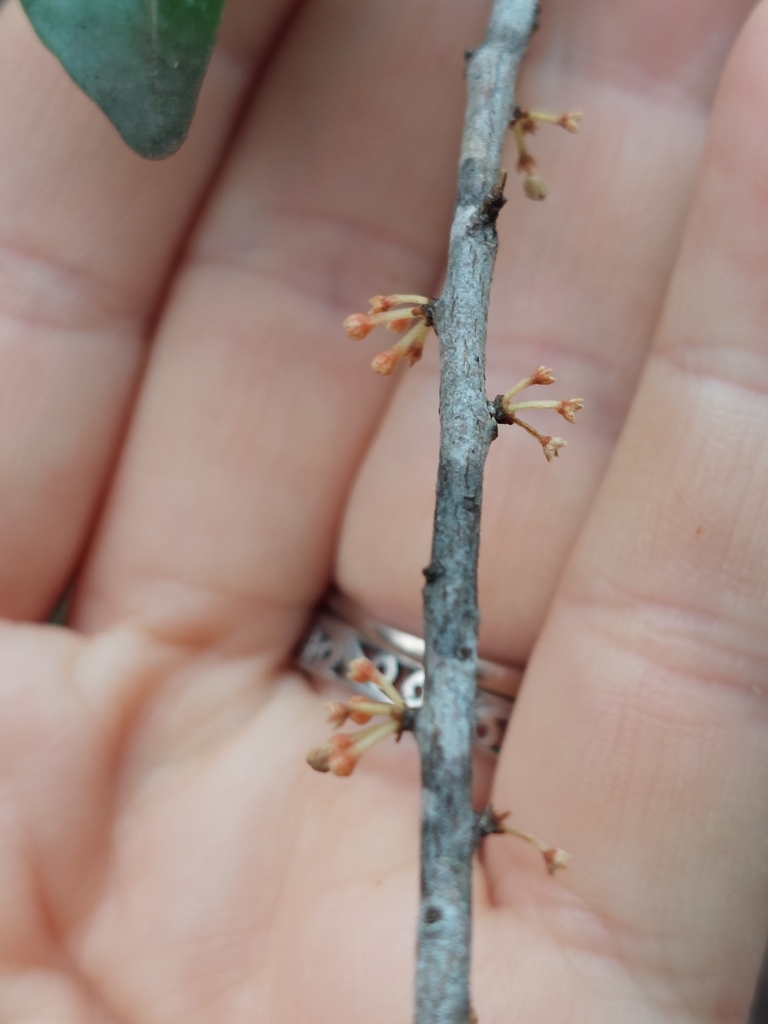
[{"xmin": 21, "ymin": 0, "xmax": 227, "ymax": 159}]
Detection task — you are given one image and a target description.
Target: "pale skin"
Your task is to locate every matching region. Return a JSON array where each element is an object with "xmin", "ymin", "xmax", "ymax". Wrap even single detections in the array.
[{"xmin": 0, "ymin": 0, "xmax": 766, "ymax": 1019}]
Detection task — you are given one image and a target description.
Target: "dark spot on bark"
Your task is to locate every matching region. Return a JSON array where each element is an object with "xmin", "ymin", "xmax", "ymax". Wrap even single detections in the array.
[
  {"xmin": 399, "ymin": 708, "xmax": 418, "ymax": 733},
  {"xmin": 458, "ymin": 157, "xmax": 483, "ymax": 199},
  {"xmin": 423, "ymin": 562, "xmax": 444, "ymax": 583},
  {"xmin": 478, "ymin": 182, "xmax": 507, "ymax": 225},
  {"xmin": 459, "ymin": 646, "xmax": 472, "ymax": 660},
  {"xmin": 492, "ymin": 395, "xmax": 514, "ymax": 424},
  {"xmin": 425, "ymin": 906, "xmax": 442, "ymax": 925},
  {"xmin": 420, "ymin": 300, "xmax": 436, "ymax": 327}
]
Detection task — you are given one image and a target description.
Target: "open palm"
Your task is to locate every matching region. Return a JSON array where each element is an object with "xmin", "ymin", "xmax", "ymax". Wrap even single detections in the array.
[{"xmin": 1, "ymin": 0, "xmax": 767, "ymax": 1019}]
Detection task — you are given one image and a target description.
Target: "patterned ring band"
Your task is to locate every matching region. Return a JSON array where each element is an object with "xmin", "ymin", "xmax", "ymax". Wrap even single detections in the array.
[{"xmin": 296, "ymin": 589, "xmax": 523, "ymax": 757}]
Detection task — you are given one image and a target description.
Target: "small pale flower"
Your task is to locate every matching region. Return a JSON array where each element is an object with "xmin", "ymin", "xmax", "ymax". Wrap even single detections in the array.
[
  {"xmin": 542, "ymin": 436, "xmax": 568, "ymax": 462},
  {"xmin": 543, "ymin": 847, "xmax": 571, "ymax": 875},
  {"xmin": 557, "ymin": 111, "xmax": 582, "ymax": 133},
  {"xmin": 557, "ymin": 398, "xmax": 584, "ymax": 423}
]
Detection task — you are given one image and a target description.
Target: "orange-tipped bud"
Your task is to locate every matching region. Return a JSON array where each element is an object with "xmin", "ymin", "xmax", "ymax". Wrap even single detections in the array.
[
  {"xmin": 347, "ymin": 695, "xmax": 374, "ymax": 725},
  {"xmin": 348, "ymin": 657, "xmax": 381, "ymax": 685},
  {"xmin": 348, "ymin": 657, "xmax": 406, "ymax": 709},
  {"xmin": 386, "ymin": 317, "xmax": 412, "ymax": 333},
  {"xmin": 307, "ymin": 733, "xmax": 357, "ymax": 776},
  {"xmin": 348, "ymin": 655, "xmax": 387, "ymax": 688},
  {"xmin": 343, "ymin": 313, "xmax": 375, "ymax": 340},
  {"xmin": 327, "ymin": 734, "xmax": 357, "ymax": 776},
  {"xmin": 328, "ymin": 695, "xmax": 397, "ymax": 727},
  {"xmin": 371, "ymin": 349, "xmax": 399, "ymax": 375},
  {"xmin": 307, "ymin": 718, "xmax": 401, "ymax": 777}
]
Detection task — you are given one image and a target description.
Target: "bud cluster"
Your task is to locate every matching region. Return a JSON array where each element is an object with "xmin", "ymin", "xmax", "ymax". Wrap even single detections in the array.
[
  {"xmin": 343, "ymin": 294, "xmax": 433, "ymax": 375},
  {"xmin": 496, "ymin": 366, "xmax": 583, "ymax": 462},
  {"xmin": 306, "ymin": 658, "xmax": 410, "ymax": 777}
]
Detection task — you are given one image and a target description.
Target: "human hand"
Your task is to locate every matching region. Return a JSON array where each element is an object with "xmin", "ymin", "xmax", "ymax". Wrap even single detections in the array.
[{"xmin": 0, "ymin": 0, "xmax": 766, "ymax": 1020}]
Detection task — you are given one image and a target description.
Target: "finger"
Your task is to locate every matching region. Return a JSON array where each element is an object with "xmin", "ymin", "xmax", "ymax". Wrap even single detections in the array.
[
  {"xmin": 73, "ymin": 0, "xmax": 496, "ymax": 655},
  {"xmin": 0, "ymin": 0, "xmax": 290, "ymax": 621},
  {"xmin": 489, "ymin": 5, "xmax": 768, "ymax": 1013},
  {"xmin": 336, "ymin": 0, "xmax": 755, "ymax": 668}
]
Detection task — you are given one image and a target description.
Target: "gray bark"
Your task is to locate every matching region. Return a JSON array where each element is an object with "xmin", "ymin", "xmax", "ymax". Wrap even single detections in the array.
[{"xmin": 415, "ymin": 2, "xmax": 538, "ymax": 1022}]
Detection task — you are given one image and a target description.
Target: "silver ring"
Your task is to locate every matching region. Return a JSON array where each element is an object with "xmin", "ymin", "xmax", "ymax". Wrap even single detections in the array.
[{"xmin": 296, "ymin": 589, "xmax": 522, "ymax": 757}]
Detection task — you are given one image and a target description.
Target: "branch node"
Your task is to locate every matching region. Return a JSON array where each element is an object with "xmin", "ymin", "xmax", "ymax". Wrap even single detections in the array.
[
  {"xmin": 474, "ymin": 806, "xmax": 501, "ymax": 845},
  {"xmin": 492, "ymin": 394, "xmax": 511, "ymax": 424},
  {"xmin": 494, "ymin": 367, "xmax": 583, "ymax": 461},
  {"xmin": 478, "ymin": 170, "xmax": 508, "ymax": 225},
  {"xmin": 420, "ymin": 299, "xmax": 436, "ymax": 327},
  {"xmin": 422, "ymin": 561, "xmax": 444, "ymax": 584}
]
